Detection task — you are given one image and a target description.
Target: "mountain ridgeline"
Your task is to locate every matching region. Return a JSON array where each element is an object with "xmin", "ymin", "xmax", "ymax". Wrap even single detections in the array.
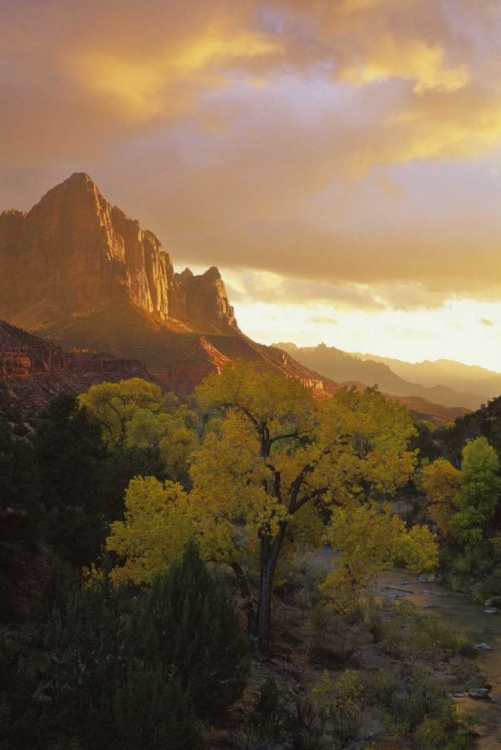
[
  {"xmin": 276, "ymin": 343, "xmax": 497, "ymax": 411},
  {"xmin": 0, "ymin": 173, "xmax": 494, "ymax": 416}
]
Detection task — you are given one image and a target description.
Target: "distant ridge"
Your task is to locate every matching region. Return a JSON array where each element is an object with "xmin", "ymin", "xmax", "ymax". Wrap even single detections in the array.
[
  {"xmin": 354, "ymin": 352, "xmax": 501, "ymax": 402},
  {"xmin": 276, "ymin": 343, "xmax": 492, "ymax": 411}
]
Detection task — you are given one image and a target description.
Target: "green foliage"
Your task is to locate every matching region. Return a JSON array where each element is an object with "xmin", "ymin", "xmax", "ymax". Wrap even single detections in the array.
[
  {"xmin": 450, "ymin": 436, "xmax": 501, "ymax": 551},
  {"xmin": 253, "ymin": 677, "xmax": 283, "ymax": 739},
  {"xmin": 364, "ymin": 663, "xmax": 474, "ymax": 746},
  {"xmin": 98, "ymin": 444, "xmax": 165, "ymax": 522},
  {"xmin": 44, "ymin": 574, "xmax": 125, "ymax": 739},
  {"xmin": 422, "ymin": 435, "xmax": 501, "ymax": 589},
  {"xmin": 34, "ymin": 393, "xmax": 106, "ymax": 566},
  {"xmin": 40, "ymin": 567, "xmax": 203, "ymax": 749},
  {"xmin": 79, "ymin": 378, "xmax": 165, "ymax": 450},
  {"xmin": 139, "ymin": 540, "xmax": 249, "ymax": 720},
  {"xmin": 311, "ymin": 670, "xmax": 363, "ymax": 746},
  {"xmin": 379, "ymin": 602, "xmax": 478, "ymax": 668},
  {"xmin": 0, "ymin": 410, "xmax": 41, "ymax": 622},
  {"xmin": 79, "ymin": 379, "xmax": 199, "ymax": 481},
  {"xmin": 113, "ymin": 666, "xmax": 198, "ymax": 750}
]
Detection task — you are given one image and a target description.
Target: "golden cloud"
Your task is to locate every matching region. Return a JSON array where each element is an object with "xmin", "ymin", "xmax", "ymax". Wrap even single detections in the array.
[
  {"xmin": 72, "ymin": 20, "xmax": 281, "ymax": 118},
  {"xmin": 2, "ymin": 0, "xmax": 501, "ymax": 311}
]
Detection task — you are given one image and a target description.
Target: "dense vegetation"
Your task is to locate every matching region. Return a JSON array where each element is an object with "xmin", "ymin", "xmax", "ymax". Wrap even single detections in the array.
[{"xmin": 2, "ymin": 367, "xmax": 497, "ymax": 748}]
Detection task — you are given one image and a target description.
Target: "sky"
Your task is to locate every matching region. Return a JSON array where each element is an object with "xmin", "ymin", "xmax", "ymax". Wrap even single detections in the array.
[{"xmin": 2, "ymin": 0, "xmax": 501, "ymax": 369}]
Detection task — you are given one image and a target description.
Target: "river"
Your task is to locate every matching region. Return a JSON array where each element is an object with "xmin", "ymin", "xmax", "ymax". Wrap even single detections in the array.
[
  {"xmin": 310, "ymin": 550, "xmax": 501, "ymax": 748},
  {"xmin": 373, "ymin": 570, "xmax": 501, "ymax": 749}
]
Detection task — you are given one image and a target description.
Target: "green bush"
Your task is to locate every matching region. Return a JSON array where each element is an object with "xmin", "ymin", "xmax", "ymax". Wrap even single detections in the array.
[
  {"xmin": 113, "ymin": 665, "xmax": 198, "ymax": 750},
  {"xmin": 389, "ymin": 664, "xmax": 451, "ymax": 733},
  {"xmin": 42, "ymin": 569, "xmax": 202, "ymax": 748},
  {"xmin": 414, "ymin": 708, "xmax": 473, "ymax": 750},
  {"xmin": 136, "ymin": 540, "xmax": 249, "ymax": 720}
]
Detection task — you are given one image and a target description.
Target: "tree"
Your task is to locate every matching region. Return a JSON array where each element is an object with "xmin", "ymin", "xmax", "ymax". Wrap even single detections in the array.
[
  {"xmin": 321, "ymin": 502, "xmax": 437, "ymax": 611},
  {"xmin": 105, "ymin": 364, "xmax": 425, "ymax": 656},
  {"xmin": 79, "ymin": 379, "xmax": 166, "ymax": 450},
  {"xmin": 421, "ymin": 458, "xmax": 462, "ymax": 537},
  {"xmin": 0, "ymin": 409, "xmax": 40, "ymax": 622},
  {"xmin": 43, "ymin": 575, "xmax": 199, "ymax": 750},
  {"xmin": 449, "ymin": 437, "xmax": 501, "ymax": 551},
  {"xmin": 422, "ymin": 437, "xmax": 501, "ymax": 553},
  {"xmin": 106, "ymin": 476, "xmax": 193, "ymax": 586},
  {"xmin": 190, "ymin": 364, "xmax": 418, "ymax": 655},
  {"xmin": 80, "ymin": 378, "xmax": 200, "ymax": 483},
  {"xmin": 34, "ymin": 393, "xmax": 106, "ymax": 566},
  {"xmin": 136, "ymin": 541, "xmax": 249, "ymax": 720}
]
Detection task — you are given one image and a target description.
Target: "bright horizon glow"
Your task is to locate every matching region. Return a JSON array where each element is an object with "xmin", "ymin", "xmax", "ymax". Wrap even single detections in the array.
[{"xmin": 229, "ymin": 296, "xmax": 501, "ymax": 373}]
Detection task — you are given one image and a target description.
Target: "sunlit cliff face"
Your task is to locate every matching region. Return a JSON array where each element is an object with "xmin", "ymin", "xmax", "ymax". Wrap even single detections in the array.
[{"xmin": 2, "ymin": 0, "xmax": 501, "ymax": 368}]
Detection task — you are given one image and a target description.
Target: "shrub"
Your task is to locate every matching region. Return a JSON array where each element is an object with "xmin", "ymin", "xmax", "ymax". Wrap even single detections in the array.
[
  {"xmin": 307, "ymin": 604, "xmax": 363, "ymax": 666},
  {"xmin": 43, "ymin": 572, "xmax": 200, "ymax": 749},
  {"xmin": 137, "ymin": 540, "xmax": 250, "ymax": 720},
  {"xmin": 113, "ymin": 666, "xmax": 198, "ymax": 750}
]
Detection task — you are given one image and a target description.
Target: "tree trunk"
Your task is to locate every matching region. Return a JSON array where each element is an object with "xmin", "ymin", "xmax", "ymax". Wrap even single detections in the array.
[
  {"xmin": 230, "ymin": 561, "xmax": 259, "ymax": 653},
  {"xmin": 256, "ymin": 523, "xmax": 287, "ymax": 657}
]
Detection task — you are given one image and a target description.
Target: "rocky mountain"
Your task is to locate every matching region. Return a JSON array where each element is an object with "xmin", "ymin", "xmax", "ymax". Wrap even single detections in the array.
[
  {"xmin": 0, "ymin": 173, "xmax": 238, "ymax": 336},
  {"xmin": 0, "ymin": 319, "xmax": 156, "ymax": 411},
  {"xmin": 0, "ymin": 173, "xmax": 477, "ymax": 422},
  {"xmin": 0, "ymin": 174, "xmax": 331, "ymax": 396},
  {"xmin": 276, "ymin": 343, "xmax": 486, "ymax": 410}
]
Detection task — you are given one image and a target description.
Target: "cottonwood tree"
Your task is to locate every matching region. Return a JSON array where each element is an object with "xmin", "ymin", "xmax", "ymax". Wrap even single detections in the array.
[
  {"xmin": 421, "ymin": 458, "xmax": 462, "ymax": 537},
  {"xmin": 190, "ymin": 364, "xmax": 419, "ymax": 654},
  {"xmin": 80, "ymin": 378, "xmax": 199, "ymax": 482},
  {"xmin": 106, "ymin": 364, "xmax": 429, "ymax": 656},
  {"xmin": 422, "ymin": 436, "xmax": 501, "ymax": 552},
  {"xmin": 322, "ymin": 502, "xmax": 437, "ymax": 611}
]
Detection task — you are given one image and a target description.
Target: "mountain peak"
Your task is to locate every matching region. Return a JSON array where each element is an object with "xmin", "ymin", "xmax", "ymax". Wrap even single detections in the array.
[
  {"xmin": 66, "ymin": 171, "xmax": 95, "ymax": 185},
  {"xmin": 0, "ymin": 175, "xmax": 240, "ymax": 336}
]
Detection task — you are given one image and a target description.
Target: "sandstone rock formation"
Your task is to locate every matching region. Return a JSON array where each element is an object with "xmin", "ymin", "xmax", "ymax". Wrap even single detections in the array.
[
  {"xmin": 0, "ymin": 173, "xmax": 238, "ymax": 335},
  {"xmin": 0, "ymin": 320, "xmax": 156, "ymax": 411},
  {"xmin": 0, "ymin": 174, "xmax": 331, "ymax": 398}
]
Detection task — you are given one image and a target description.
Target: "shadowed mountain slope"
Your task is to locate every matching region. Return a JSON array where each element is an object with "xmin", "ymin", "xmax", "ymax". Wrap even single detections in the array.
[{"xmin": 0, "ymin": 319, "xmax": 157, "ymax": 411}]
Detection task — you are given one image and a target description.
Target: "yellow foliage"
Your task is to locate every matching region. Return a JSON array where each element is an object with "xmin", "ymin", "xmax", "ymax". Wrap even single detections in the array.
[
  {"xmin": 321, "ymin": 503, "xmax": 438, "ymax": 612},
  {"xmin": 106, "ymin": 476, "xmax": 192, "ymax": 586},
  {"xmin": 79, "ymin": 378, "xmax": 166, "ymax": 449},
  {"xmin": 421, "ymin": 458, "xmax": 461, "ymax": 536},
  {"xmin": 102, "ymin": 365, "xmax": 421, "ymax": 650}
]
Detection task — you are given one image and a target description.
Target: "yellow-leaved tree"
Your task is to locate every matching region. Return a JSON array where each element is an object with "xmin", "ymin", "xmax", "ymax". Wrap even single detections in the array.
[
  {"xmin": 106, "ymin": 364, "xmax": 436, "ymax": 656},
  {"xmin": 421, "ymin": 457, "xmax": 462, "ymax": 537},
  {"xmin": 79, "ymin": 379, "xmax": 166, "ymax": 449},
  {"xmin": 322, "ymin": 502, "xmax": 438, "ymax": 611},
  {"xmin": 79, "ymin": 378, "xmax": 199, "ymax": 481},
  {"xmin": 190, "ymin": 363, "xmax": 422, "ymax": 655},
  {"xmin": 106, "ymin": 476, "xmax": 192, "ymax": 586}
]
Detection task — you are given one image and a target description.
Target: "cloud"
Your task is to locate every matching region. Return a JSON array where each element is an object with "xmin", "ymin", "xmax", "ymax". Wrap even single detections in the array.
[
  {"xmin": 309, "ymin": 316, "xmax": 338, "ymax": 325},
  {"xmin": 2, "ymin": 0, "xmax": 501, "ymax": 312}
]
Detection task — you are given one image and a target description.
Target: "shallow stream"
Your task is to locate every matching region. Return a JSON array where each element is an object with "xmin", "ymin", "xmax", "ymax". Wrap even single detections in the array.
[
  {"xmin": 373, "ymin": 570, "xmax": 501, "ymax": 749},
  {"xmin": 310, "ymin": 549, "xmax": 501, "ymax": 747}
]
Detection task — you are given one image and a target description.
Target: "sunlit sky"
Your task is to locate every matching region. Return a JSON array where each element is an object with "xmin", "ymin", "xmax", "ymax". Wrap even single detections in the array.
[{"xmin": 3, "ymin": 0, "xmax": 501, "ymax": 370}]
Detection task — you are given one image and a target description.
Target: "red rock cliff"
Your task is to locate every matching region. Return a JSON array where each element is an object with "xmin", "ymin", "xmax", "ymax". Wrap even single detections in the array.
[{"xmin": 0, "ymin": 173, "xmax": 239, "ymax": 335}]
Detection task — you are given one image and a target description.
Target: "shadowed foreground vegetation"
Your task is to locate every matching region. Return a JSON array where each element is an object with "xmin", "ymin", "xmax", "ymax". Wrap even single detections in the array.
[{"xmin": 2, "ymin": 366, "xmax": 499, "ymax": 748}]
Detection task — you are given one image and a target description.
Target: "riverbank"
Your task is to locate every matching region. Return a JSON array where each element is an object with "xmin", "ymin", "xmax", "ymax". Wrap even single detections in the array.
[
  {"xmin": 212, "ymin": 554, "xmax": 489, "ymax": 749},
  {"xmin": 369, "ymin": 569, "xmax": 501, "ymax": 750}
]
